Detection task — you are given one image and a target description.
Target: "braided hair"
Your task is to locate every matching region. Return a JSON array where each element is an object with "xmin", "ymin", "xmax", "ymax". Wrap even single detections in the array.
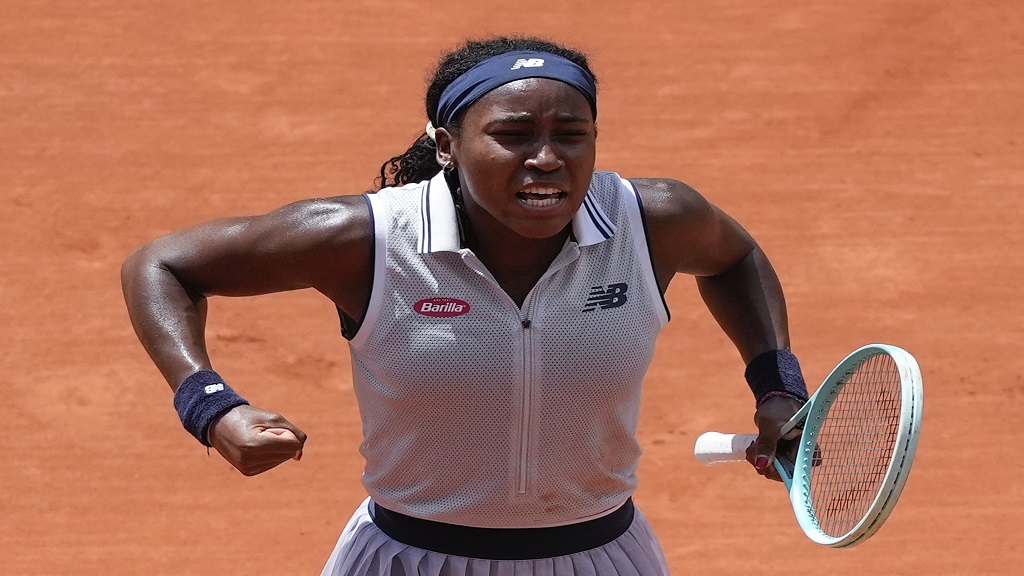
[{"xmin": 376, "ymin": 37, "xmax": 597, "ymax": 190}]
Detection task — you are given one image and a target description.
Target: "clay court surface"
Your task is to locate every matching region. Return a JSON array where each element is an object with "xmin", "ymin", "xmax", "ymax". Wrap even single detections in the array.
[{"xmin": 3, "ymin": 1, "xmax": 1022, "ymax": 573}]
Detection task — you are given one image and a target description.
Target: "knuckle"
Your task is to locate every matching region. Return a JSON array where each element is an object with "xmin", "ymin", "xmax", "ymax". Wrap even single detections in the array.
[{"xmin": 265, "ymin": 413, "xmax": 290, "ymax": 427}]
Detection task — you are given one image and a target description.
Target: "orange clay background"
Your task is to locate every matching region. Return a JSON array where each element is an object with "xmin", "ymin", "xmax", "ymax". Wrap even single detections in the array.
[{"xmin": 2, "ymin": 1, "xmax": 1023, "ymax": 574}]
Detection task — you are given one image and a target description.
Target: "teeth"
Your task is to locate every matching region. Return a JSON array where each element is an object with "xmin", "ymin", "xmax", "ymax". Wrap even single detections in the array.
[
  {"xmin": 521, "ymin": 196, "xmax": 560, "ymax": 207},
  {"xmin": 521, "ymin": 187, "xmax": 561, "ymax": 195},
  {"xmin": 517, "ymin": 186, "xmax": 564, "ymax": 207}
]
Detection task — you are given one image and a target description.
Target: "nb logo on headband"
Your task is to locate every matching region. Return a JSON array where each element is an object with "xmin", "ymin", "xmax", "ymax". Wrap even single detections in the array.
[{"xmin": 511, "ymin": 58, "xmax": 545, "ymax": 70}]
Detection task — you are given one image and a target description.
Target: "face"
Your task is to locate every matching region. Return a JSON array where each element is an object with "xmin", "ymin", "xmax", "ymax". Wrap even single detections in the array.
[{"xmin": 436, "ymin": 78, "xmax": 597, "ymax": 241}]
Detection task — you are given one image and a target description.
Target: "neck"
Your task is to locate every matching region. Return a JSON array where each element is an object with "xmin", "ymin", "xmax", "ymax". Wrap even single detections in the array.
[
  {"xmin": 467, "ymin": 225, "xmax": 570, "ymax": 268},
  {"xmin": 463, "ymin": 211, "xmax": 571, "ymax": 307}
]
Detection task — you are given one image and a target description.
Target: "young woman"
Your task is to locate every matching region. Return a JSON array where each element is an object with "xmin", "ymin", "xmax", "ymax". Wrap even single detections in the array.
[{"xmin": 122, "ymin": 36, "xmax": 808, "ymax": 576}]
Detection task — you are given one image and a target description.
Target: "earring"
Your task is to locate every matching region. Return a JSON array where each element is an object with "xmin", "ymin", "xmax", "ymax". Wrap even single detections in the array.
[{"xmin": 442, "ymin": 160, "xmax": 456, "ymax": 174}]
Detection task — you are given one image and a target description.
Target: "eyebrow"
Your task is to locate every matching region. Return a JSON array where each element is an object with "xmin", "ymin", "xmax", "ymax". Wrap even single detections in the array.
[{"xmin": 487, "ymin": 112, "xmax": 592, "ymax": 125}]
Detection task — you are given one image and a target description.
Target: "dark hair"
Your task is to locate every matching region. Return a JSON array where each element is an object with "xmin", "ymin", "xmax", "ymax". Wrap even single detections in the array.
[{"xmin": 376, "ymin": 36, "xmax": 597, "ymax": 190}]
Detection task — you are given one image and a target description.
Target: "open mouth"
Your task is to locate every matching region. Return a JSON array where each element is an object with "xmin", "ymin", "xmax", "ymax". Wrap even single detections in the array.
[{"xmin": 516, "ymin": 187, "xmax": 567, "ymax": 208}]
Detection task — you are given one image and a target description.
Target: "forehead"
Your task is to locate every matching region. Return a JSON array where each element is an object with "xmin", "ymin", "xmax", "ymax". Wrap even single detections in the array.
[{"xmin": 465, "ymin": 78, "xmax": 594, "ymax": 122}]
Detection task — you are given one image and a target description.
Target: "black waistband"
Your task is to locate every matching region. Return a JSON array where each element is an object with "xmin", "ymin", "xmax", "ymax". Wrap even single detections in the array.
[{"xmin": 369, "ymin": 498, "xmax": 635, "ymax": 560}]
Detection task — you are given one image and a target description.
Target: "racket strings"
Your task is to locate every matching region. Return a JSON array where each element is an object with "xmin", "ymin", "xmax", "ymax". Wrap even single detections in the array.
[{"xmin": 805, "ymin": 353, "xmax": 902, "ymax": 537}]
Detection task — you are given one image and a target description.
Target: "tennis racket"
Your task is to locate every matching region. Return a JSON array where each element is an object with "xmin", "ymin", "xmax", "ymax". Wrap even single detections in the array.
[{"xmin": 694, "ymin": 344, "xmax": 923, "ymax": 547}]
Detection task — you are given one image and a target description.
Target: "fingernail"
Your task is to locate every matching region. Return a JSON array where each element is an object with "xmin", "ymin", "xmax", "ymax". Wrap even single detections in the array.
[
  {"xmin": 295, "ymin": 451, "xmax": 303, "ymax": 461},
  {"xmin": 755, "ymin": 456, "xmax": 769, "ymax": 470}
]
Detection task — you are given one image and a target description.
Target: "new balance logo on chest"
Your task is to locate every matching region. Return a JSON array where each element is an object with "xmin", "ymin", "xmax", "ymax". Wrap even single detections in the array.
[{"xmin": 582, "ymin": 283, "xmax": 628, "ymax": 312}]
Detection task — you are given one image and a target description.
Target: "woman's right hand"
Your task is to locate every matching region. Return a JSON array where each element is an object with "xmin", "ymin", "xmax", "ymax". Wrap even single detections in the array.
[
  {"xmin": 745, "ymin": 395, "xmax": 803, "ymax": 482},
  {"xmin": 208, "ymin": 405, "xmax": 306, "ymax": 476}
]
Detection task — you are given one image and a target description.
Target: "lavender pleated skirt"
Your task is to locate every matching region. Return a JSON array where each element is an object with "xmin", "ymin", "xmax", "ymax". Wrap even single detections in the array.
[{"xmin": 320, "ymin": 498, "xmax": 671, "ymax": 576}]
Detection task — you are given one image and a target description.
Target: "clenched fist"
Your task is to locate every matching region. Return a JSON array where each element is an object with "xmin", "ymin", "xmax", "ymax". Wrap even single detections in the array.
[{"xmin": 208, "ymin": 404, "xmax": 307, "ymax": 476}]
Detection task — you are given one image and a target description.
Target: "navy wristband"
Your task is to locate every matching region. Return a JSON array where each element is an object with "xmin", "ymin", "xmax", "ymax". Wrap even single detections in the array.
[
  {"xmin": 173, "ymin": 370, "xmax": 249, "ymax": 447},
  {"xmin": 744, "ymin": 349, "xmax": 809, "ymax": 406}
]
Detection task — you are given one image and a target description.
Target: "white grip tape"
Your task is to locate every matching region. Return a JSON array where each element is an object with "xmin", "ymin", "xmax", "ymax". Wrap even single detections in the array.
[{"xmin": 693, "ymin": 432, "xmax": 758, "ymax": 465}]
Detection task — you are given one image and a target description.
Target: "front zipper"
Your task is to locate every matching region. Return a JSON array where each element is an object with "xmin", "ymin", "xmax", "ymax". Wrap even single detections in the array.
[
  {"xmin": 517, "ymin": 306, "xmax": 534, "ymax": 495},
  {"xmin": 459, "ymin": 246, "xmax": 579, "ymax": 497},
  {"xmin": 510, "ymin": 252, "xmax": 576, "ymax": 495}
]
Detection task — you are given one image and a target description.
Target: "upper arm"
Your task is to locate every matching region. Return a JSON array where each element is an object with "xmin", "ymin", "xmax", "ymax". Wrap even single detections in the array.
[
  {"xmin": 631, "ymin": 178, "xmax": 757, "ymax": 290},
  {"xmin": 126, "ymin": 194, "xmax": 373, "ymax": 319}
]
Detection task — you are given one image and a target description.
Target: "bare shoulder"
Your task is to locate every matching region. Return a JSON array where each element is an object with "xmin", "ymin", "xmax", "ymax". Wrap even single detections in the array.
[
  {"xmin": 252, "ymin": 193, "xmax": 372, "ymax": 250},
  {"xmin": 141, "ymin": 193, "xmax": 374, "ymax": 317},
  {"xmin": 247, "ymin": 194, "xmax": 373, "ymax": 315},
  {"xmin": 629, "ymin": 177, "xmax": 713, "ymax": 225},
  {"xmin": 626, "ymin": 177, "xmax": 755, "ymax": 283}
]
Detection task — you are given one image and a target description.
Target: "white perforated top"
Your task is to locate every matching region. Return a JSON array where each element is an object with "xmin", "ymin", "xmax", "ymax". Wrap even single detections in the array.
[{"xmin": 347, "ymin": 171, "xmax": 669, "ymax": 528}]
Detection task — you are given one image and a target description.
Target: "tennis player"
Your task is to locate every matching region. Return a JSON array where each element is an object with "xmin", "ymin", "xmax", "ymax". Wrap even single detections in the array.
[{"xmin": 121, "ymin": 36, "xmax": 808, "ymax": 575}]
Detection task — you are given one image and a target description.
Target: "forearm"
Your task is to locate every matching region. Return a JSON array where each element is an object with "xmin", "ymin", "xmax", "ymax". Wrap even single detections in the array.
[
  {"xmin": 121, "ymin": 242, "xmax": 213, "ymax": 390},
  {"xmin": 695, "ymin": 246, "xmax": 790, "ymax": 364}
]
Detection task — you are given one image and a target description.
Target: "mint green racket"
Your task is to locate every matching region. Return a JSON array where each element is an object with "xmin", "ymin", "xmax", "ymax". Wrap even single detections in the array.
[{"xmin": 694, "ymin": 344, "xmax": 924, "ymax": 547}]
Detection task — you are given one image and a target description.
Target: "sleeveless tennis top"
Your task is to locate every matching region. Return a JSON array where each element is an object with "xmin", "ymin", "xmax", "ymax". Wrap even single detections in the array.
[{"xmin": 347, "ymin": 171, "xmax": 670, "ymax": 528}]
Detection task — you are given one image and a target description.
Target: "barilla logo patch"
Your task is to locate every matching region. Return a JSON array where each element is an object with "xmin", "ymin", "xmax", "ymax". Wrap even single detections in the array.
[
  {"xmin": 414, "ymin": 298, "xmax": 471, "ymax": 318},
  {"xmin": 511, "ymin": 58, "xmax": 545, "ymax": 70}
]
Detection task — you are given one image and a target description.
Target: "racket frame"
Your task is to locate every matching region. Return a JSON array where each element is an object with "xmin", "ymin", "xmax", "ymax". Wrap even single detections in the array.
[{"xmin": 783, "ymin": 344, "xmax": 923, "ymax": 547}]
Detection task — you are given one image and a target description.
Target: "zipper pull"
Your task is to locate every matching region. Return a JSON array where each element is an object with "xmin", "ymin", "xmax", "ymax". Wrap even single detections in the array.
[{"xmin": 522, "ymin": 319, "xmax": 531, "ymax": 329}]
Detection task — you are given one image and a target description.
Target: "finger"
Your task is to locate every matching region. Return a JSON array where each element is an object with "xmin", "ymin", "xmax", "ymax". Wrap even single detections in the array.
[
  {"xmin": 759, "ymin": 461, "xmax": 783, "ymax": 482},
  {"xmin": 262, "ymin": 427, "xmax": 297, "ymax": 439},
  {"xmin": 744, "ymin": 441, "xmax": 786, "ymax": 482},
  {"xmin": 240, "ymin": 458, "xmax": 291, "ymax": 477},
  {"xmin": 258, "ymin": 417, "xmax": 307, "ymax": 445},
  {"xmin": 235, "ymin": 443, "xmax": 305, "ymax": 474},
  {"xmin": 260, "ymin": 420, "xmax": 308, "ymax": 446},
  {"xmin": 752, "ymin": 432, "xmax": 778, "ymax": 472},
  {"xmin": 264, "ymin": 428, "xmax": 304, "ymax": 461},
  {"xmin": 255, "ymin": 429, "xmax": 303, "ymax": 453},
  {"xmin": 258, "ymin": 427, "xmax": 305, "ymax": 460},
  {"xmin": 258, "ymin": 427, "xmax": 302, "ymax": 446}
]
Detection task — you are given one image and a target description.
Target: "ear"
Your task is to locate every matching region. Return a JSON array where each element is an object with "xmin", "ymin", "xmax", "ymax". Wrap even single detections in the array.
[{"xmin": 434, "ymin": 127, "xmax": 455, "ymax": 167}]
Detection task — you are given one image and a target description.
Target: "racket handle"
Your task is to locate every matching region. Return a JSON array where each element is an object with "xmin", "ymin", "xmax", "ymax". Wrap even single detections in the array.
[{"xmin": 694, "ymin": 432, "xmax": 758, "ymax": 465}]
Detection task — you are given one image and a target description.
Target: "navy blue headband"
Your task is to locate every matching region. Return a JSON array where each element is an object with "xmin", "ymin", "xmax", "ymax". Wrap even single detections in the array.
[{"xmin": 435, "ymin": 50, "xmax": 597, "ymax": 128}]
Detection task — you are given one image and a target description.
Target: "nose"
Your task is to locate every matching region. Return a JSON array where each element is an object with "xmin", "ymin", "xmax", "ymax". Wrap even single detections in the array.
[{"xmin": 524, "ymin": 142, "xmax": 565, "ymax": 172}]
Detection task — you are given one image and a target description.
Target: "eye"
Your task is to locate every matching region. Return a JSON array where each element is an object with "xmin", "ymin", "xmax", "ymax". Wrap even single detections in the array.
[
  {"xmin": 491, "ymin": 130, "xmax": 531, "ymax": 138},
  {"xmin": 489, "ymin": 131, "xmax": 533, "ymax": 145},
  {"xmin": 553, "ymin": 130, "xmax": 592, "ymax": 145}
]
